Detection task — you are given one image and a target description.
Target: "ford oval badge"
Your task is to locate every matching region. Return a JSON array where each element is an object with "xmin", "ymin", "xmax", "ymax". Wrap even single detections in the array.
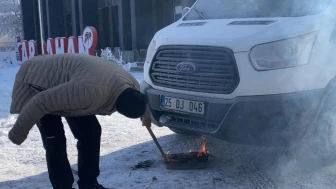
[{"xmin": 176, "ymin": 62, "xmax": 196, "ymax": 74}]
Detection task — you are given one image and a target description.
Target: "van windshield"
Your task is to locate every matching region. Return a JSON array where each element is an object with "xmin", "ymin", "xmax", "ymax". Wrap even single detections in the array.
[{"xmin": 183, "ymin": 0, "xmax": 332, "ymax": 20}]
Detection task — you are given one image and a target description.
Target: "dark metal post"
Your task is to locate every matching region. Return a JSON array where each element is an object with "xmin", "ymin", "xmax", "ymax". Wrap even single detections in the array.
[
  {"xmin": 46, "ymin": 0, "xmax": 51, "ymax": 37},
  {"xmin": 61, "ymin": 0, "xmax": 72, "ymax": 37},
  {"xmin": 40, "ymin": 0, "xmax": 48, "ymax": 40},
  {"xmin": 130, "ymin": 0, "xmax": 136, "ymax": 50},
  {"xmin": 78, "ymin": 0, "xmax": 83, "ymax": 31},
  {"xmin": 19, "ymin": 0, "xmax": 24, "ymax": 38},
  {"xmin": 117, "ymin": 0, "xmax": 132, "ymax": 51},
  {"xmin": 118, "ymin": 0, "xmax": 124, "ymax": 50},
  {"xmin": 20, "ymin": 0, "xmax": 36, "ymax": 40},
  {"xmin": 33, "ymin": 0, "xmax": 42, "ymax": 54},
  {"xmin": 45, "ymin": 0, "xmax": 65, "ymax": 38},
  {"xmin": 71, "ymin": 0, "xmax": 78, "ymax": 36},
  {"xmin": 98, "ymin": 7, "xmax": 105, "ymax": 48},
  {"xmin": 37, "ymin": 0, "xmax": 45, "ymax": 54},
  {"xmin": 108, "ymin": 6, "xmax": 114, "ymax": 47},
  {"xmin": 152, "ymin": 0, "xmax": 157, "ymax": 33}
]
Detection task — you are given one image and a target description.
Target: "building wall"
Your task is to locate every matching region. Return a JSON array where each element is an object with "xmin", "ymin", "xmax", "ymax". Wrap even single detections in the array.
[
  {"xmin": 20, "ymin": 0, "xmax": 36, "ymax": 41},
  {"xmin": 134, "ymin": 0, "xmax": 154, "ymax": 50},
  {"xmin": 20, "ymin": 0, "xmax": 196, "ymax": 58},
  {"xmin": 20, "ymin": 0, "xmax": 42, "ymax": 53},
  {"xmin": 46, "ymin": 0, "xmax": 66, "ymax": 38}
]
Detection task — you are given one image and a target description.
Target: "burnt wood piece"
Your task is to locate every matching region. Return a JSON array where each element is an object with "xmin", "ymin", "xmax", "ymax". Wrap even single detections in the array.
[
  {"xmin": 131, "ymin": 160, "xmax": 154, "ymax": 170},
  {"xmin": 165, "ymin": 152, "xmax": 209, "ymax": 170}
]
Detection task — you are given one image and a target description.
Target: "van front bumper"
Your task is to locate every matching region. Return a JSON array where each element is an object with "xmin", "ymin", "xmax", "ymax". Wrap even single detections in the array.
[{"xmin": 140, "ymin": 81, "xmax": 324, "ymax": 147}]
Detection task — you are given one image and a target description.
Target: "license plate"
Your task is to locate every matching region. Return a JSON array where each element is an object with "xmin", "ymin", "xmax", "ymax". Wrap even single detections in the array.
[{"xmin": 160, "ymin": 96, "xmax": 205, "ymax": 115}]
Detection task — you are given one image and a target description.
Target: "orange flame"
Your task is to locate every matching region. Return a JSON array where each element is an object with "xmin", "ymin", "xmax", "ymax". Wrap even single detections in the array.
[{"xmin": 197, "ymin": 135, "xmax": 207, "ymax": 156}]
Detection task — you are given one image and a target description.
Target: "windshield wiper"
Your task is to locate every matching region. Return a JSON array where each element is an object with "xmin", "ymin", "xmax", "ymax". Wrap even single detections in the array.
[{"xmin": 193, "ymin": 7, "xmax": 208, "ymax": 20}]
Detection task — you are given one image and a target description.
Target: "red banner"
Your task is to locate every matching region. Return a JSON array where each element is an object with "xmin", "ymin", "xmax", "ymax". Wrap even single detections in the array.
[{"xmin": 18, "ymin": 26, "xmax": 98, "ymax": 62}]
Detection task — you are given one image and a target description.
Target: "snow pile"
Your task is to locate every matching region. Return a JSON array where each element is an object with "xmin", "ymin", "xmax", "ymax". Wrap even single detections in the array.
[
  {"xmin": 100, "ymin": 47, "xmax": 132, "ymax": 72},
  {"xmin": 0, "ymin": 51, "xmax": 21, "ymax": 69}
]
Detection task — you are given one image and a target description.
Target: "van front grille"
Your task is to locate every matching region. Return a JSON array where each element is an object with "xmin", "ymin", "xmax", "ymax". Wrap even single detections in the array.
[{"xmin": 149, "ymin": 45, "xmax": 239, "ymax": 94}]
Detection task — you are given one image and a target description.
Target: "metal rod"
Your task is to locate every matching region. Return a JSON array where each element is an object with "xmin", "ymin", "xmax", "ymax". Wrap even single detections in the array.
[
  {"xmin": 37, "ymin": 0, "xmax": 44, "ymax": 54},
  {"xmin": 146, "ymin": 126, "xmax": 169, "ymax": 162}
]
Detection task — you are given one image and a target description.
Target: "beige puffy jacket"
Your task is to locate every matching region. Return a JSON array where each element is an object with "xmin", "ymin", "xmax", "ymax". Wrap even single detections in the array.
[{"xmin": 9, "ymin": 53, "xmax": 149, "ymax": 145}]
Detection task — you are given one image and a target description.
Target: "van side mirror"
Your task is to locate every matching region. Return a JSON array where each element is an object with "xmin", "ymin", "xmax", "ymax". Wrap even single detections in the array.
[{"xmin": 182, "ymin": 7, "xmax": 191, "ymax": 16}]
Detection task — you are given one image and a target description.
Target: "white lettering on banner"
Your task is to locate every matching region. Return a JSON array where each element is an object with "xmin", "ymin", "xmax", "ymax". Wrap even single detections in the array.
[
  {"xmin": 67, "ymin": 37, "xmax": 78, "ymax": 53},
  {"xmin": 21, "ymin": 41, "xmax": 29, "ymax": 62},
  {"xmin": 19, "ymin": 26, "xmax": 98, "ymax": 62},
  {"xmin": 78, "ymin": 36, "xmax": 86, "ymax": 54},
  {"xmin": 28, "ymin": 40, "xmax": 37, "ymax": 58},
  {"xmin": 46, "ymin": 38, "xmax": 55, "ymax": 54},
  {"xmin": 55, "ymin": 37, "xmax": 67, "ymax": 54}
]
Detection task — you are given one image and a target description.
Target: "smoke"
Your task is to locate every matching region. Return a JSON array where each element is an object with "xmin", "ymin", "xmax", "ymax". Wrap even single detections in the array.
[
  {"xmin": 182, "ymin": 0, "xmax": 336, "ymax": 186},
  {"xmin": 266, "ymin": 0, "xmax": 336, "ymax": 181}
]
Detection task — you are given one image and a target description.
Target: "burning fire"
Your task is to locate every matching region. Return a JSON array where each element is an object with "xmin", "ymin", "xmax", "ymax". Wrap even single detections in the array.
[
  {"xmin": 197, "ymin": 135, "xmax": 207, "ymax": 157},
  {"xmin": 164, "ymin": 135, "xmax": 209, "ymax": 163}
]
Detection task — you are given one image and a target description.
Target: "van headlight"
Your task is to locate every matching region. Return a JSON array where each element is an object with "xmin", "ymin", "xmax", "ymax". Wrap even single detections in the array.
[
  {"xmin": 145, "ymin": 39, "xmax": 157, "ymax": 64},
  {"xmin": 249, "ymin": 32, "xmax": 318, "ymax": 71}
]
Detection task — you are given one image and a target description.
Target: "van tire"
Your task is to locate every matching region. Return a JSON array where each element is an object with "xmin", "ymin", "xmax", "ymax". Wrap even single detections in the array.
[{"xmin": 293, "ymin": 86, "xmax": 336, "ymax": 171}]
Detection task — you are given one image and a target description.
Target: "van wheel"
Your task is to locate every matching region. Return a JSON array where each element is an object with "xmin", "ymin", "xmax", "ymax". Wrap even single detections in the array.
[{"xmin": 294, "ymin": 87, "xmax": 336, "ymax": 171}]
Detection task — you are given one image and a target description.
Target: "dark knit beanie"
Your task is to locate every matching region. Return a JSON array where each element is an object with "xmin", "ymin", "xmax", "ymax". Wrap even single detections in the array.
[{"xmin": 116, "ymin": 88, "xmax": 148, "ymax": 118}]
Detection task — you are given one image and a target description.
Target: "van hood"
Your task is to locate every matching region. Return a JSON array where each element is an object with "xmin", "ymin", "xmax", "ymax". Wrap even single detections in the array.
[{"xmin": 153, "ymin": 16, "xmax": 323, "ymax": 52}]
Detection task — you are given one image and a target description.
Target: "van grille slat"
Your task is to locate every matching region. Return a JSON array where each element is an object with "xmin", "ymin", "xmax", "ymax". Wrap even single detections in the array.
[
  {"xmin": 150, "ymin": 45, "xmax": 240, "ymax": 94},
  {"xmin": 155, "ymin": 57, "xmax": 230, "ymax": 63},
  {"xmin": 153, "ymin": 80, "xmax": 231, "ymax": 91},
  {"xmin": 153, "ymin": 61, "xmax": 234, "ymax": 70},
  {"xmin": 152, "ymin": 73, "xmax": 234, "ymax": 82},
  {"xmin": 153, "ymin": 67, "xmax": 234, "ymax": 76},
  {"xmin": 157, "ymin": 50, "xmax": 230, "ymax": 59}
]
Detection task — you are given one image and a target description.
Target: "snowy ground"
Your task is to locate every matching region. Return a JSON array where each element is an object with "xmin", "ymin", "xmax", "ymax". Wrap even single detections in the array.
[{"xmin": 1, "ymin": 53, "xmax": 336, "ymax": 189}]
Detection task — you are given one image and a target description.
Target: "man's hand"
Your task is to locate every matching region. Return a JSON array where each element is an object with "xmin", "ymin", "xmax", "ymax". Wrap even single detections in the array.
[
  {"xmin": 141, "ymin": 116, "xmax": 152, "ymax": 127},
  {"xmin": 8, "ymin": 128, "xmax": 27, "ymax": 145}
]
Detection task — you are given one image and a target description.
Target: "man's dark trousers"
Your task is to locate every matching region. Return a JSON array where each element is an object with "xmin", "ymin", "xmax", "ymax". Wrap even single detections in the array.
[{"xmin": 37, "ymin": 114, "xmax": 101, "ymax": 189}]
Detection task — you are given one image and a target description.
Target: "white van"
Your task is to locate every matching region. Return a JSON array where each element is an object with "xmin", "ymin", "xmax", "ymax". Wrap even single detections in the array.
[{"xmin": 140, "ymin": 0, "xmax": 336, "ymax": 156}]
